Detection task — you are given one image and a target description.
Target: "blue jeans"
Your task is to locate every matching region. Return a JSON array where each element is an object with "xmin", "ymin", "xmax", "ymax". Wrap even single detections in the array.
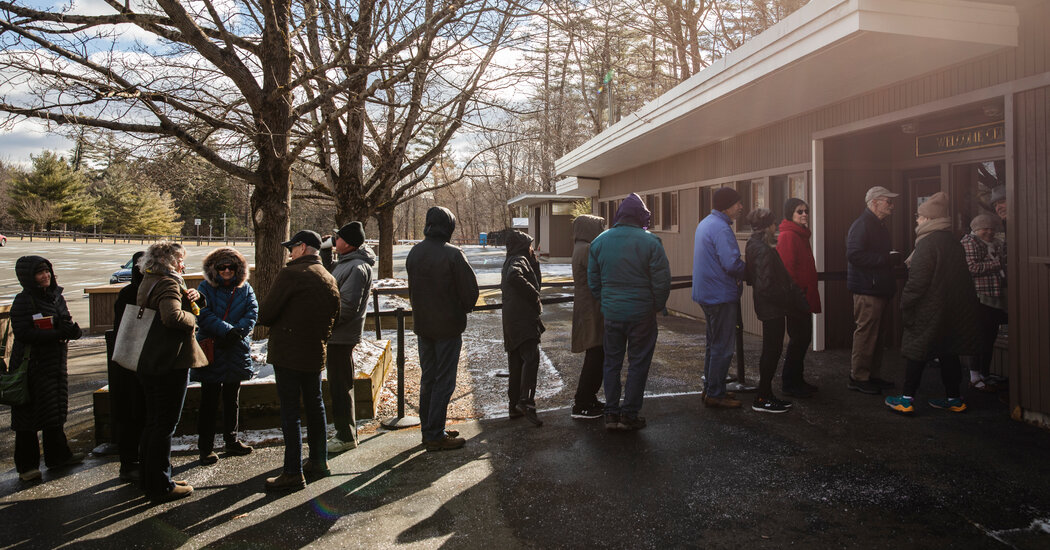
[
  {"xmin": 274, "ymin": 366, "xmax": 327, "ymax": 474},
  {"xmin": 602, "ymin": 314, "xmax": 658, "ymax": 418},
  {"xmin": 701, "ymin": 302, "xmax": 738, "ymax": 398},
  {"xmin": 138, "ymin": 368, "xmax": 189, "ymax": 497},
  {"xmin": 418, "ymin": 336, "xmax": 462, "ymax": 442}
]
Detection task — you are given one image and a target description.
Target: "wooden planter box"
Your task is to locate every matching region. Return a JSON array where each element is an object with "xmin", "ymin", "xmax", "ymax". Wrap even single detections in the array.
[{"xmin": 92, "ymin": 339, "xmax": 393, "ymax": 443}]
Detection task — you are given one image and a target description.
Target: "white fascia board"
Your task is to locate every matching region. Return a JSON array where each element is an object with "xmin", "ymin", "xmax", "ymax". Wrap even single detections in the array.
[
  {"xmin": 554, "ymin": 177, "xmax": 599, "ymax": 196},
  {"xmin": 555, "ymin": 0, "xmax": 1018, "ymax": 178}
]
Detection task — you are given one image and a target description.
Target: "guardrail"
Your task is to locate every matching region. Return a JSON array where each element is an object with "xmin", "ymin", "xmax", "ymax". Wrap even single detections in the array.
[{"xmin": 5, "ymin": 231, "xmax": 254, "ymax": 247}]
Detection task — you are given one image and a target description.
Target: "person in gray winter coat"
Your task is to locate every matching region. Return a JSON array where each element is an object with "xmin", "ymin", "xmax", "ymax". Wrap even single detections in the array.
[
  {"xmin": 321, "ymin": 221, "xmax": 375, "ymax": 453},
  {"xmin": 406, "ymin": 207, "xmax": 480, "ymax": 451},
  {"xmin": 501, "ymin": 230, "xmax": 545, "ymax": 426},
  {"xmin": 9, "ymin": 256, "xmax": 84, "ymax": 482},
  {"xmin": 570, "ymin": 214, "xmax": 606, "ymax": 419}
]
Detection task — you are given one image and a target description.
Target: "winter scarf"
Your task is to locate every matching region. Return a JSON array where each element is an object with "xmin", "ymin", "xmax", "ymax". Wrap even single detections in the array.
[{"xmin": 906, "ymin": 217, "xmax": 952, "ymax": 267}]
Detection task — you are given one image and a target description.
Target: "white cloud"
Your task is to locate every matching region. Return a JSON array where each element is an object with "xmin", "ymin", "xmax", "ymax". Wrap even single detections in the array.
[{"xmin": 0, "ymin": 120, "xmax": 73, "ymax": 166}]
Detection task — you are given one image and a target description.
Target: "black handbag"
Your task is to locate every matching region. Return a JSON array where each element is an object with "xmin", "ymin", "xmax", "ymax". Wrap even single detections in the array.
[{"xmin": 0, "ymin": 320, "xmax": 30, "ymax": 406}]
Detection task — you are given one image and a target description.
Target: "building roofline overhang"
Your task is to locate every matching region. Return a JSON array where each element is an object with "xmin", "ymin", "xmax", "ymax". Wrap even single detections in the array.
[
  {"xmin": 507, "ymin": 193, "xmax": 589, "ymax": 208},
  {"xmin": 554, "ymin": 0, "xmax": 1019, "ymax": 181}
]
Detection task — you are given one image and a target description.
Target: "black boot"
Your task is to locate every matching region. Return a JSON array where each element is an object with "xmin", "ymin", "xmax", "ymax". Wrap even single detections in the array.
[{"xmin": 224, "ymin": 435, "xmax": 253, "ymax": 456}]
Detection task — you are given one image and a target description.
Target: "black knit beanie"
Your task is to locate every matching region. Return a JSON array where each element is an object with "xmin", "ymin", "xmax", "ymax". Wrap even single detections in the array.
[
  {"xmin": 713, "ymin": 187, "xmax": 742, "ymax": 212},
  {"xmin": 336, "ymin": 221, "xmax": 366, "ymax": 248}
]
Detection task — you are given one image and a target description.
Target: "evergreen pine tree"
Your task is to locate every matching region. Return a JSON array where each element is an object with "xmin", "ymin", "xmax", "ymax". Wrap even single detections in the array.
[{"xmin": 8, "ymin": 151, "xmax": 98, "ymax": 231}]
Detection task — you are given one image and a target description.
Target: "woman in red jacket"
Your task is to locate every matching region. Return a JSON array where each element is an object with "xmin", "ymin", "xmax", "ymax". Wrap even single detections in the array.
[{"xmin": 776, "ymin": 198, "xmax": 822, "ymax": 397}]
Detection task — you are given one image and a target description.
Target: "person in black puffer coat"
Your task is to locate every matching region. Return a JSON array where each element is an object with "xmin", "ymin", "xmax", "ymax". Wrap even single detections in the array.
[
  {"xmin": 745, "ymin": 209, "xmax": 809, "ymax": 414},
  {"xmin": 193, "ymin": 247, "xmax": 258, "ymax": 464},
  {"xmin": 501, "ymin": 230, "xmax": 545, "ymax": 427},
  {"xmin": 9, "ymin": 256, "xmax": 84, "ymax": 482},
  {"xmin": 111, "ymin": 251, "xmax": 147, "ymax": 483}
]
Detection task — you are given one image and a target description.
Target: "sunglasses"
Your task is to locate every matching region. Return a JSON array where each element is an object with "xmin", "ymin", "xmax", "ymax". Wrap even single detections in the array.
[
  {"xmin": 216, "ymin": 264, "xmax": 235, "ymax": 271},
  {"xmin": 795, "ymin": 208, "xmax": 809, "ymax": 215}
]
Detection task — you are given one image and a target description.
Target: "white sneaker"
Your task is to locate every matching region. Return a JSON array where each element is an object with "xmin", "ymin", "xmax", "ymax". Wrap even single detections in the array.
[
  {"xmin": 19, "ymin": 469, "xmax": 41, "ymax": 482},
  {"xmin": 326, "ymin": 436, "xmax": 357, "ymax": 453}
]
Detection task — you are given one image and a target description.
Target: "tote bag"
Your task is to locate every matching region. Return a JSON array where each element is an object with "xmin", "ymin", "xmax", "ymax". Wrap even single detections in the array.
[
  {"xmin": 112, "ymin": 282, "xmax": 184, "ymax": 374},
  {"xmin": 0, "ymin": 321, "xmax": 30, "ymax": 406}
]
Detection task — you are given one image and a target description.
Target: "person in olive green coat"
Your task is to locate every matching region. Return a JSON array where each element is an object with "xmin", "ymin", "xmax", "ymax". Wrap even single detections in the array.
[
  {"xmin": 257, "ymin": 230, "xmax": 341, "ymax": 491},
  {"xmin": 885, "ymin": 193, "xmax": 980, "ymax": 415}
]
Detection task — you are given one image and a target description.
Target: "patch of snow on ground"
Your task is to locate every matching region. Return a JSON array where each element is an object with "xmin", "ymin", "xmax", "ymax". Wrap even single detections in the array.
[{"xmin": 245, "ymin": 337, "xmax": 390, "ymax": 381}]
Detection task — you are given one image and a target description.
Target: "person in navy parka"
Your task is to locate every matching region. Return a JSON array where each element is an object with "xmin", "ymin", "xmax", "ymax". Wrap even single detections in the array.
[{"xmin": 193, "ymin": 247, "xmax": 258, "ymax": 464}]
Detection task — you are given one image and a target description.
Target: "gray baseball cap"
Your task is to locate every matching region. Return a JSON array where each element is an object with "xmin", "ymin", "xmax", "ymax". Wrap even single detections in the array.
[{"xmin": 865, "ymin": 186, "xmax": 899, "ymax": 203}]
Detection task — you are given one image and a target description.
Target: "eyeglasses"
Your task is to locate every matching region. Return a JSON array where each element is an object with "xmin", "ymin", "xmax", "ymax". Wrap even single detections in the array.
[
  {"xmin": 795, "ymin": 209, "xmax": 809, "ymax": 215},
  {"xmin": 216, "ymin": 264, "xmax": 235, "ymax": 271}
]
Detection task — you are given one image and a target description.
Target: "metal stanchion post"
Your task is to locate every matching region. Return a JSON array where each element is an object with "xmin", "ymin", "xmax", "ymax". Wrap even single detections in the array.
[
  {"xmin": 373, "ymin": 291, "xmax": 382, "ymax": 340},
  {"xmin": 726, "ymin": 300, "xmax": 756, "ymax": 393},
  {"xmin": 381, "ymin": 307, "xmax": 419, "ymax": 429}
]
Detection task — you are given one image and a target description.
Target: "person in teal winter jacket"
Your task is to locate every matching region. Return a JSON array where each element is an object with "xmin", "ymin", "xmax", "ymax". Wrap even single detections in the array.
[
  {"xmin": 587, "ymin": 193, "xmax": 671, "ymax": 431},
  {"xmin": 193, "ymin": 247, "xmax": 258, "ymax": 464}
]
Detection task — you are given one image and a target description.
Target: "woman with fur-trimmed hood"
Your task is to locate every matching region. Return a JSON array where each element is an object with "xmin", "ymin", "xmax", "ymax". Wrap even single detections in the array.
[{"xmin": 193, "ymin": 247, "xmax": 258, "ymax": 464}]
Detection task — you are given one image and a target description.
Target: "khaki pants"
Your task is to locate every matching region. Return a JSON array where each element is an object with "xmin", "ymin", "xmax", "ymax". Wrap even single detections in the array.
[{"xmin": 851, "ymin": 294, "xmax": 889, "ymax": 381}]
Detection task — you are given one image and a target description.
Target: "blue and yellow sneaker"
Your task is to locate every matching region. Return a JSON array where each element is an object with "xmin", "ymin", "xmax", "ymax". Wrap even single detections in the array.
[
  {"xmin": 928, "ymin": 397, "xmax": 967, "ymax": 412},
  {"xmin": 884, "ymin": 395, "xmax": 915, "ymax": 414}
]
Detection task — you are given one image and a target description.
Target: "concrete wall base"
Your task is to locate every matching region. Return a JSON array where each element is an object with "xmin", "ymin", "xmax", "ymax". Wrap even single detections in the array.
[{"xmin": 92, "ymin": 340, "xmax": 393, "ymax": 444}]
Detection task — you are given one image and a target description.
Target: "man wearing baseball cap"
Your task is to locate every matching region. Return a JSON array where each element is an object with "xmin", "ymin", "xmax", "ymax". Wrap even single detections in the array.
[
  {"xmin": 258, "ymin": 229, "xmax": 341, "ymax": 491},
  {"xmin": 846, "ymin": 186, "xmax": 901, "ymax": 395}
]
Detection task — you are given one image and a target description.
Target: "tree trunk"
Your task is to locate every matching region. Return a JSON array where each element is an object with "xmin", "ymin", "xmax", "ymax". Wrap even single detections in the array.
[
  {"xmin": 250, "ymin": 157, "xmax": 291, "ymax": 305},
  {"xmin": 375, "ymin": 206, "xmax": 395, "ymax": 279}
]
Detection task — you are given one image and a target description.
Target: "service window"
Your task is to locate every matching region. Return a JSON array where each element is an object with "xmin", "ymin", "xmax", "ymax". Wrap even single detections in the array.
[
  {"xmin": 737, "ymin": 178, "xmax": 767, "ymax": 233},
  {"xmin": 659, "ymin": 191, "xmax": 678, "ymax": 232},
  {"xmin": 552, "ymin": 202, "xmax": 574, "ymax": 216},
  {"xmin": 698, "ymin": 186, "xmax": 714, "ymax": 222},
  {"xmin": 770, "ymin": 171, "xmax": 809, "ymax": 220}
]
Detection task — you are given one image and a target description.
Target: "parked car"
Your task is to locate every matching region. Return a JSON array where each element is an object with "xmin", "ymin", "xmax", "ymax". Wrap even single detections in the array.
[{"xmin": 110, "ymin": 258, "xmax": 134, "ymax": 284}]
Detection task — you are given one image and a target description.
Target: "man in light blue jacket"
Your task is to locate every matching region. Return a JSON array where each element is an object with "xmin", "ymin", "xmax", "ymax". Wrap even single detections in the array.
[
  {"xmin": 588, "ymin": 193, "xmax": 671, "ymax": 431},
  {"xmin": 693, "ymin": 187, "xmax": 747, "ymax": 408}
]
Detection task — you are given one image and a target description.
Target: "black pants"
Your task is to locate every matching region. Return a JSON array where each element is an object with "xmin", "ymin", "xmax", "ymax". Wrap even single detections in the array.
[
  {"xmin": 903, "ymin": 354, "xmax": 962, "ymax": 399},
  {"xmin": 973, "ymin": 304, "xmax": 1007, "ymax": 376},
  {"xmin": 573, "ymin": 346, "xmax": 604, "ymax": 405},
  {"xmin": 15, "ymin": 428, "xmax": 72, "ymax": 473},
  {"xmin": 138, "ymin": 368, "xmax": 189, "ymax": 498},
  {"xmin": 197, "ymin": 380, "xmax": 242, "ymax": 453},
  {"xmin": 508, "ymin": 339, "xmax": 540, "ymax": 408},
  {"xmin": 759, "ymin": 318, "xmax": 785, "ymax": 398},
  {"xmin": 326, "ymin": 343, "xmax": 358, "ymax": 443},
  {"xmin": 109, "ymin": 360, "xmax": 146, "ymax": 471},
  {"xmin": 781, "ymin": 314, "xmax": 812, "ymax": 390}
]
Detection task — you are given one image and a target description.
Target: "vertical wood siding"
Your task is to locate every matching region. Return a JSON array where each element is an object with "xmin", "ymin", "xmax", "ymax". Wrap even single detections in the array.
[{"xmin": 1012, "ymin": 84, "xmax": 1050, "ymax": 416}]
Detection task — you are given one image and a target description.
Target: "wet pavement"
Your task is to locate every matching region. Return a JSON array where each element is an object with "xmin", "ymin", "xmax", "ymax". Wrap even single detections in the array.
[
  {"xmin": 2, "ymin": 244, "xmax": 1050, "ymax": 547},
  {"xmin": 3, "ymin": 311, "xmax": 1050, "ymax": 548}
]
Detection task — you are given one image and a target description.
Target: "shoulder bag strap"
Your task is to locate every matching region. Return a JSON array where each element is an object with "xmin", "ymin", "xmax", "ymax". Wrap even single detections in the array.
[
  {"xmin": 136, "ymin": 280, "xmax": 163, "ymax": 319},
  {"xmin": 221, "ymin": 287, "xmax": 235, "ymax": 321}
]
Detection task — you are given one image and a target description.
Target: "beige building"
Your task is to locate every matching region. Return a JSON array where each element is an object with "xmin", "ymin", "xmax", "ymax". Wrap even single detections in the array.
[{"xmin": 553, "ymin": 0, "xmax": 1050, "ymax": 425}]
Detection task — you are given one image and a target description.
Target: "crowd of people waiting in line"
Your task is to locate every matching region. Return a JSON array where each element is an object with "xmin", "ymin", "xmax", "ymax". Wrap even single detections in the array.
[{"xmin": 5, "ymin": 182, "xmax": 1007, "ymax": 501}]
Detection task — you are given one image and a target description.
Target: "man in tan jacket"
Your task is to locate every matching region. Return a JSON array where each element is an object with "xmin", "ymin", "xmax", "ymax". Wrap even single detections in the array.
[{"xmin": 258, "ymin": 230, "xmax": 340, "ymax": 491}]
